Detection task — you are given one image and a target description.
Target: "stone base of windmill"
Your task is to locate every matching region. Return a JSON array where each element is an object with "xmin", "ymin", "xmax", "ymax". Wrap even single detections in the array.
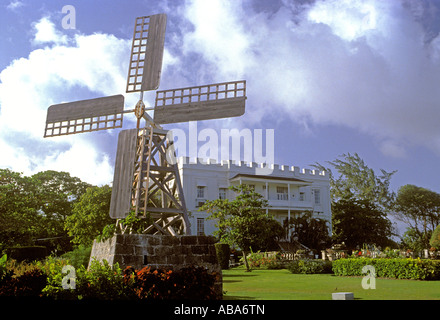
[{"xmin": 89, "ymin": 234, "xmax": 222, "ymax": 298}]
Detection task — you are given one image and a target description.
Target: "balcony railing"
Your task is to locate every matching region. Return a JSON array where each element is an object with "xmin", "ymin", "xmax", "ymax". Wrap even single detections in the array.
[{"xmin": 267, "ymin": 198, "xmax": 313, "ymax": 209}]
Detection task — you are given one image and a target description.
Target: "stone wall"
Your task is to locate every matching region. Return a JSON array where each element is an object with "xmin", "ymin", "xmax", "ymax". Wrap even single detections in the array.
[{"xmin": 89, "ymin": 234, "xmax": 222, "ymax": 297}]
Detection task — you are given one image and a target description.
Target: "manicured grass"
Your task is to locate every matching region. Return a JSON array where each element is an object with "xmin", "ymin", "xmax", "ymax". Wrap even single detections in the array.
[{"xmin": 222, "ymin": 268, "xmax": 440, "ymax": 300}]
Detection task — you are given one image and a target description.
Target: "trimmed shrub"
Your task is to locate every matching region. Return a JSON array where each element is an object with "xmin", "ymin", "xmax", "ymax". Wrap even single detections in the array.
[
  {"xmin": 332, "ymin": 258, "xmax": 440, "ymax": 280},
  {"xmin": 215, "ymin": 243, "xmax": 230, "ymax": 269},
  {"xmin": 287, "ymin": 259, "xmax": 333, "ymax": 274},
  {"xmin": 6, "ymin": 246, "xmax": 47, "ymax": 262}
]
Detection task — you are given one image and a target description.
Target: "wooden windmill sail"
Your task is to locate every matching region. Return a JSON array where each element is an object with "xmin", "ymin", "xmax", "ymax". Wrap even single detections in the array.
[{"xmin": 44, "ymin": 13, "xmax": 246, "ymax": 236}]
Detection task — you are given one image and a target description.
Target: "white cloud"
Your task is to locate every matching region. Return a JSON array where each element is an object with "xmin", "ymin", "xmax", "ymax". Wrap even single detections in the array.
[
  {"xmin": 307, "ymin": 0, "xmax": 379, "ymax": 41},
  {"xmin": 32, "ymin": 17, "xmax": 68, "ymax": 45},
  {"xmin": 0, "ymin": 17, "xmax": 131, "ymax": 185},
  {"xmin": 178, "ymin": 0, "xmax": 440, "ymax": 157},
  {"xmin": 182, "ymin": 0, "xmax": 253, "ymax": 80},
  {"xmin": 3, "ymin": 0, "xmax": 440, "ymax": 185},
  {"xmin": 33, "ymin": 139, "xmax": 114, "ymax": 186}
]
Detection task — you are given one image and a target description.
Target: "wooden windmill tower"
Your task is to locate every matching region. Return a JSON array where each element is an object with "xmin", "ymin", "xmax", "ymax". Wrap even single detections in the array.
[{"xmin": 44, "ymin": 14, "xmax": 246, "ymax": 236}]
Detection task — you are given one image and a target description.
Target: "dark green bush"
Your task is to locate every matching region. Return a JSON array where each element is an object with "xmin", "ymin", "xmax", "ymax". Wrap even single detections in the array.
[
  {"xmin": 215, "ymin": 243, "xmax": 230, "ymax": 269},
  {"xmin": 6, "ymin": 246, "xmax": 47, "ymax": 262},
  {"xmin": 287, "ymin": 259, "xmax": 333, "ymax": 274},
  {"xmin": 332, "ymin": 258, "xmax": 440, "ymax": 280}
]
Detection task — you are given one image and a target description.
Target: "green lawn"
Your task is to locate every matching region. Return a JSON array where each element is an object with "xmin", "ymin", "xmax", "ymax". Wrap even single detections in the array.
[{"xmin": 222, "ymin": 268, "xmax": 440, "ymax": 300}]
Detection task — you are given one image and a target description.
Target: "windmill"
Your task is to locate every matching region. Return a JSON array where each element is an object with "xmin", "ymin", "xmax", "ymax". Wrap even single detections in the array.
[{"xmin": 44, "ymin": 14, "xmax": 246, "ymax": 236}]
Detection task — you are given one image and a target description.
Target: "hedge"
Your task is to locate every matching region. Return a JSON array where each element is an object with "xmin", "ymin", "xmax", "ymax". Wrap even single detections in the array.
[
  {"xmin": 6, "ymin": 246, "xmax": 47, "ymax": 262},
  {"xmin": 214, "ymin": 243, "xmax": 230, "ymax": 269},
  {"xmin": 287, "ymin": 259, "xmax": 333, "ymax": 274},
  {"xmin": 332, "ymin": 258, "xmax": 440, "ymax": 280}
]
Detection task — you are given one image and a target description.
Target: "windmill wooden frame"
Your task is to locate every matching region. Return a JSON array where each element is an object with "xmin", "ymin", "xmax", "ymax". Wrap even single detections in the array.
[{"xmin": 44, "ymin": 13, "xmax": 246, "ymax": 236}]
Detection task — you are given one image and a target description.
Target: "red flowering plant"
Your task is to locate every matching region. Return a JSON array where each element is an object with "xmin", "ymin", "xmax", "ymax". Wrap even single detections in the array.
[{"xmin": 123, "ymin": 266, "xmax": 218, "ymax": 300}]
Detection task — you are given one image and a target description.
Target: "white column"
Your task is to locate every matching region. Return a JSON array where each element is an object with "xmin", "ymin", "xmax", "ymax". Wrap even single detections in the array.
[{"xmin": 265, "ymin": 182, "xmax": 268, "ymax": 199}]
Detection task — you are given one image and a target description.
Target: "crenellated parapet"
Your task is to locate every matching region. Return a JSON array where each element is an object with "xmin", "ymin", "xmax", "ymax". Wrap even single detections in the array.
[{"xmin": 177, "ymin": 156, "xmax": 328, "ymax": 180}]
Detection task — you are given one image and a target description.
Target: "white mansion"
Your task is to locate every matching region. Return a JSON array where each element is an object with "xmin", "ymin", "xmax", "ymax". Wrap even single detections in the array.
[{"xmin": 177, "ymin": 157, "xmax": 332, "ymax": 238}]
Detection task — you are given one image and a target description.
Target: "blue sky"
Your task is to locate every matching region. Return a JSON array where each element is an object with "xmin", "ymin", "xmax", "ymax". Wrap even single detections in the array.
[{"xmin": 2, "ymin": 0, "xmax": 440, "ymax": 207}]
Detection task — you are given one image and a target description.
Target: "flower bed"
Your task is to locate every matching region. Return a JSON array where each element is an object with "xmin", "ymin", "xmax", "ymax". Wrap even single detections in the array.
[{"xmin": 0, "ymin": 255, "xmax": 220, "ymax": 299}]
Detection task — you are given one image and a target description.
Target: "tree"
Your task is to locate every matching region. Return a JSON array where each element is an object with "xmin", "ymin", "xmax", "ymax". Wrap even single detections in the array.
[
  {"xmin": 401, "ymin": 228, "xmax": 425, "ymax": 253},
  {"xmin": 32, "ymin": 170, "xmax": 91, "ymax": 238},
  {"xmin": 313, "ymin": 153, "xmax": 396, "ymax": 247},
  {"xmin": 331, "ymin": 197, "xmax": 394, "ymax": 249},
  {"xmin": 394, "ymin": 184, "xmax": 440, "ymax": 249},
  {"xmin": 313, "ymin": 152, "xmax": 396, "ymax": 211},
  {"xmin": 0, "ymin": 169, "xmax": 40, "ymax": 250},
  {"xmin": 65, "ymin": 185, "xmax": 113, "ymax": 247},
  {"xmin": 284, "ymin": 211, "xmax": 331, "ymax": 250},
  {"xmin": 200, "ymin": 184, "xmax": 284, "ymax": 271},
  {"xmin": 0, "ymin": 169, "xmax": 92, "ymax": 252}
]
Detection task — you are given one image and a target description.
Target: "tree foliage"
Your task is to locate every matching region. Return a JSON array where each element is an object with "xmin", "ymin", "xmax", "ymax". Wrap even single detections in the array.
[
  {"xmin": 313, "ymin": 152, "xmax": 396, "ymax": 211},
  {"xmin": 284, "ymin": 211, "xmax": 331, "ymax": 250},
  {"xmin": 32, "ymin": 170, "xmax": 91, "ymax": 238},
  {"xmin": 65, "ymin": 185, "xmax": 113, "ymax": 247},
  {"xmin": 394, "ymin": 184, "xmax": 440, "ymax": 249},
  {"xmin": 331, "ymin": 197, "xmax": 394, "ymax": 249},
  {"xmin": 0, "ymin": 169, "xmax": 40, "ymax": 249},
  {"xmin": 200, "ymin": 184, "xmax": 284, "ymax": 270},
  {"xmin": 430, "ymin": 224, "xmax": 440, "ymax": 250},
  {"xmin": 313, "ymin": 153, "xmax": 396, "ymax": 247},
  {"xmin": 0, "ymin": 169, "xmax": 91, "ymax": 252}
]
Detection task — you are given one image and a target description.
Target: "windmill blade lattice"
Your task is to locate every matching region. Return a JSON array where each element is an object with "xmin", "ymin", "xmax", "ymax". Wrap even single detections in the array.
[
  {"xmin": 43, "ymin": 13, "xmax": 247, "ymax": 236},
  {"xmin": 126, "ymin": 14, "xmax": 167, "ymax": 92},
  {"xmin": 44, "ymin": 95, "xmax": 124, "ymax": 137}
]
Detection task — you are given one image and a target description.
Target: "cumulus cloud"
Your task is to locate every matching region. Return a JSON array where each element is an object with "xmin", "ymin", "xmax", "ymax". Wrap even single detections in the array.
[
  {"xmin": 182, "ymin": 0, "xmax": 252, "ymax": 79},
  {"xmin": 32, "ymin": 17, "xmax": 68, "ymax": 45},
  {"xmin": 178, "ymin": 0, "xmax": 440, "ymax": 158},
  {"xmin": 3, "ymin": 0, "xmax": 440, "ymax": 186},
  {"xmin": 0, "ymin": 17, "xmax": 131, "ymax": 185}
]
